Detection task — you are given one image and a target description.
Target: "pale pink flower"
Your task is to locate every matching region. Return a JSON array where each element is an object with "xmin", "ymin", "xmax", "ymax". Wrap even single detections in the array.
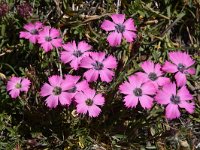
[
  {"xmin": 64, "ymin": 74, "xmax": 90, "ymax": 99},
  {"xmin": 162, "ymin": 51, "xmax": 195, "ymax": 87},
  {"xmin": 136, "ymin": 61, "xmax": 170, "ymax": 89},
  {"xmin": 119, "ymin": 75, "xmax": 156, "ymax": 109},
  {"xmin": 101, "ymin": 14, "xmax": 137, "ymax": 46},
  {"xmin": 7, "ymin": 77, "xmax": 31, "ymax": 99},
  {"xmin": 20, "ymin": 22, "xmax": 43, "ymax": 44},
  {"xmin": 75, "ymin": 89, "xmax": 105, "ymax": 117},
  {"xmin": 38, "ymin": 26, "xmax": 62, "ymax": 52},
  {"xmin": 80, "ymin": 52, "xmax": 117, "ymax": 83},
  {"xmin": 155, "ymin": 82, "xmax": 195, "ymax": 120},
  {"xmin": 61, "ymin": 41, "xmax": 92, "ymax": 70},
  {"xmin": 40, "ymin": 75, "xmax": 73, "ymax": 108}
]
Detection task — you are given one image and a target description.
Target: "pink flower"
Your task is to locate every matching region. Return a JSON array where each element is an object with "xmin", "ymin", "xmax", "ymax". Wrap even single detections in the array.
[
  {"xmin": 40, "ymin": 75, "xmax": 73, "ymax": 108},
  {"xmin": 162, "ymin": 51, "xmax": 195, "ymax": 87},
  {"xmin": 119, "ymin": 75, "xmax": 156, "ymax": 109},
  {"xmin": 64, "ymin": 75, "xmax": 90, "ymax": 99},
  {"xmin": 101, "ymin": 14, "xmax": 137, "ymax": 46},
  {"xmin": 19, "ymin": 22, "xmax": 43, "ymax": 44},
  {"xmin": 80, "ymin": 52, "xmax": 117, "ymax": 83},
  {"xmin": 38, "ymin": 26, "xmax": 62, "ymax": 52},
  {"xmin": 155, "ymin": 82, "xmax": 195, "ymax": 120},
  {"xmin": 136, "ymin": 61, "xmax": 170, "ymax": 89},
  {"xmin": 75, "ymin": 89, "xmax": 105, "ymax": 117},
  {"xmin": 60, "ymin": 41, "xmax": 92, "ymax": 70},
  {"xmin": 7, "ymin": 77, "xmax": 31, "ymax": 99}
]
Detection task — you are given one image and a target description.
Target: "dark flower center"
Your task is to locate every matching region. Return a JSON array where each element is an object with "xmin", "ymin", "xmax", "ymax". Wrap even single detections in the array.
[
  {"xmin": 133, "ymin": 88, "xmax": 142, "ymax": 97},
  {"xmin": 45, "ymin": 36, "xmax": 52, "ymax": 42},
  {"xmin": 85, "ymin": 98, "xmax": 93, "ymax": 106},
  {"xmin": 15, "ymin": 83, "xmax": 22, "ymax": 89},
  {"xmin": 177, "ymin": 63, "xmax": 185, "ymax": 73},
  {"xmin": 73, "ymin": 50, "xmax": 83, "ymax": 57},
  {"xmin": 53, "ymin": 86, "xmax": 62, "ymax": 95},
  {"xmin": 30, "ymin": 29, "xmax": 38, "ymax": 35},
  {"xmin": 66, "ymin": 86, "xmax": 77, "ymax": 93},
  {"xmin": 148, "ymin": 72, "xmax": 158, "ymax": 81},
  {"xmin": 170, "ymin": 94, "xmax": 180, "ymax": 104},
  {"xmin": 115, "ymin": 24, "xmax": 125, "ymax": 33},
  {"xmin": 92, "ymin": 61, "xmax": 104, "ymax": 70}
]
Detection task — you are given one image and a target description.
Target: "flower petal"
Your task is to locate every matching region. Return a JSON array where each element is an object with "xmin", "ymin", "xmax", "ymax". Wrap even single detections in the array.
[
  {"xmin": 175, "ymin": 72, "xmax": 187, "ymax": 87},
  {"xmin": 75, "ymin": 92, "xmax": 87, "ymax": 104},
  {"xmin": 185, "ymin": 68, "xmax": 195, "ymax": 75},
  {"xmin": 45, "ymin": 95, "xmax": 59, "ymax": 108},
  {"xmin": 165, "ymin": 104, "xmax": 180, "ymax": 120},
  {"xmin": 179, "ymin": 101, "xmax": 195, "ymax": 114},
  {"xmin": 119, "ymin": 81, "xmax": 133, "ymax": 95},
  {"xmin": 88, "ymin": 105, "xmax": 101, "ymax": 117},
  {"xmin": 169, "ymin": 51, "xmax": 183, "ymax": 65},
  {"xmin": 123, "ymin": 94, "xmax": 138, "ymax": 108},
  {"xmin": 111, "ymin": 14, "xmax": 125, "ymax": 24},
  {"xmin": 49, "ymin": 75, "xmax": 62, "ymax": 87},
  {"xmin": 141, "ymin": 82, "xmax": 156, "ymax": 95},
  {"xmin": 162, "ymin": 61, "xmax": 178, "ymax": 73},
  {"xmin": 139, "ymin": 95, "xmax": 154, "ymax": 109},
  {"xmin": 9, "ymin": 89, "xmax": 20, "ymax": 99},
  {"xmin": 84, "ymin": 69, "xmax": 99, "ymax": 82},
  {"xmin": 20, "ymin": 78, "xmax": 31, "ymax": 92},
  {"xmin": 107, "ymin": 32, "xmax": 122, "ymax": 47},
  {"xmin": 60, "ymin": 51, "xmax": 73, "ymax": 64},
  {"xmin": 70, "ymin": 58, "xmax": 81, "ymax": 70},
  {"xmin": 177, "ymin": 86, "xmax": 193, "ymax": 101},
  {"xmin": 123, "ymin": 30, "xmax": 136, "ymax": 42},
  {"xmin": 41, "ymin": 42, "xmax": 53, "ymax": 52},
  {"xmin": 156, "ymin": 77, "xmax": 171, "ymax": 86},
  {"xmin": 123, "ymin": 18, "xmax": 136, "ymax": 31},
  {"xmin": 93, "ymin": 94, "xmax": 105, "ymax": 106},
  {"xmin": 80, "ymin": 56, "xmax": 94, "ymax": 69},
  {"xmin": 76, "ymin": 80, "xmax": 90, "ymax": 92},
  {"xmin": 101, "ymin": 20, "xmax": 116, "ymax": 31},
  {"xmin": 63, "ymin": 42, "xmax": 76, "ymax": 52},
  {"xmin": 40, "ymin": 83, "xmax": 53, "ymax": 97},
  {"xmin": 59, "ymin": 92, "xmax": 72, "ymax": 106},
  {"xmin": 51, "ymin": 38, "xmax": 62, "ymax": 48},
  {"xmin": 155, "ymin": 89, "xmax": 171, "ymax": 105},
  {"xmin": 76, "ymin": 103, "xmax": 88, "ymax": 114},
  {"xmin": 99, "ymin": 68, "xmax": 114, "ymax": 83},
  {"xmin": 141, "ymin": 61, "xmax": 155, "ymax": 74},
  {"xmin": 103, "ymin": 55, "xmax": 117, "ymax": 69},
  {"xmin": 49, "ymin": 28, "xmax": 60, "ymax": 38},
  {"xmin": 78, "ymin": 41, "xmax": 92, "ymax": 52},
  {"xmin": 154, "ymin": 63, "xmax": 163, "ymax": 76}
]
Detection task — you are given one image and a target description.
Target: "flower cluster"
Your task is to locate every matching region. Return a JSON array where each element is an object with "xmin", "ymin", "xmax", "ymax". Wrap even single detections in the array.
[
  {"xmin": 12, "ymin": 17, "xmax": 118, "ymax": 118},
  {"xmin": 6, "ymin": 14, "xmax": 196, "ymax": 120},
  {"xmin": 119, "ymin": 51, "xmax": 196, "ymax": 120},
  {"xmin": 20, "ymin": 22, "xmax": 62, "ymax": 52}
]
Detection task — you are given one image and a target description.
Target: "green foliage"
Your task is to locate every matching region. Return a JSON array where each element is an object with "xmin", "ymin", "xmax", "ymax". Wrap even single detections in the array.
[{"xmin": 0, "ymin": 0, "xmax": 200, "ymax": 149}]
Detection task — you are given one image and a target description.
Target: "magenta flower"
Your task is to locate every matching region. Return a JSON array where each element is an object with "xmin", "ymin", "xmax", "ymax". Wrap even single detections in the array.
[
  {"xmin": 40, "ymin": 75, "xmax": 73, "ymax": 108},
  {"xmin": 75, "ymin": 89, "xmax": 105, "ymax": 117},
  {"xmin": 136, "ymin": 61, "xmax": 170, "ymax": 89},
  {"xmin": 155, "ymin": 82, "xmax": 195, "ymax": 120},
  {"xmin": 80, "ymin": 52, "xmax": 117, "ymax": 83},
  {"xmin": 64, "ymin": 74, "xmax": 90, "ymax": 99},
  {"xmin": 162, "ymin": 51, "xmax": 195, "ymax": 87},
  {"xmin": 7, "ymin": 77, "xmax": 31, "ymax": 99},
  {"xmin": 38, "ymin": 26, "xmax": 62, "ymax": 52},
  {"xmin": 119, "ymin": 75, "xmax": 156, "ymax": 109},
  {"xmin": 101, "ymin": 14, "xmax": 137, "ymax": 46},
  {"xmin": 20, "ymin": 22, "xmax": 43, "ymax": 44},
  {"xmin": 61, "ymin": 41, "xmax": 92, "ymax": 70}
]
